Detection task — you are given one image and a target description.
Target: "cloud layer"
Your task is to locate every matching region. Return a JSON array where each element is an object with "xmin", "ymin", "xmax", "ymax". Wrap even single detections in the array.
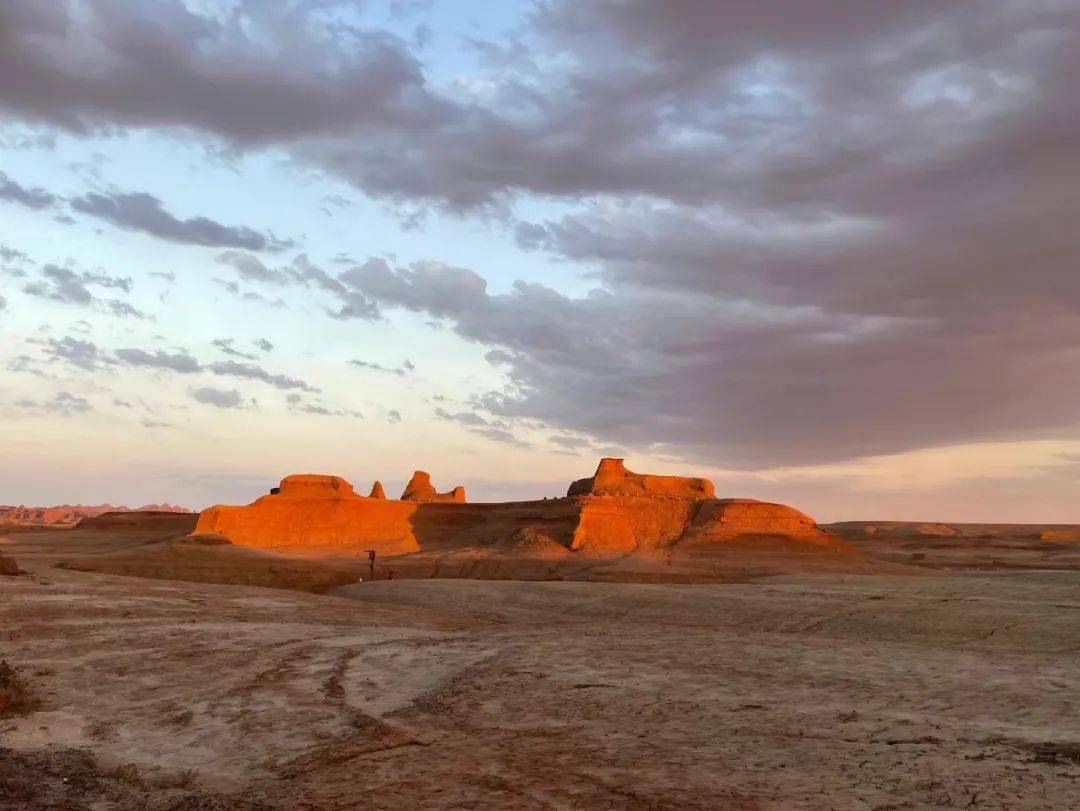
[{"xmin": 2, "ymin": 0, "xmax": 1079, "ymax": 477}]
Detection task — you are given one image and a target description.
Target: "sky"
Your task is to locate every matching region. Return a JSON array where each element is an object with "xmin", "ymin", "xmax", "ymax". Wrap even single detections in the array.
[{"xmin": 2, "ymin": 0, "xmax": 1079, "ymax": 521}]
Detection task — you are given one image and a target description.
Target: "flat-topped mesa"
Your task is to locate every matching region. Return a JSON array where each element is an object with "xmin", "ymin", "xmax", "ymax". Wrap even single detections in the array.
[
  {"xmin": 400, "ymin": 471, "xmax": 467, "ymax": 503},
  {"xmin": 274, "ymin": 474, "xmax": 359, "ymax": 499},
  {"xmin": 368, "ymin": 481, "xmax": 387, "ymax": 499},
  {"xmin": 194, "ymin": 464, "xmax": 849, "ymax": 559},
  {"xmin": 567, "ymin": 458, "xmax": 715, "ymax": 500}
]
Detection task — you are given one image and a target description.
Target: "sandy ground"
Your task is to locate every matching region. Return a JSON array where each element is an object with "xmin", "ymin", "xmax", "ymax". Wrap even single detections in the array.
[{"xmin": 3, "ymin": 528, "xmax": 1080, "ymax": 809}]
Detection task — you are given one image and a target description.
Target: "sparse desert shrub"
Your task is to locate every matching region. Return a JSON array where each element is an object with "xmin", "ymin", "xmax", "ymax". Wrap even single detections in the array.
[{"xmin": 0, "ymin": 659, "xmax": 40, "ymax": 717}]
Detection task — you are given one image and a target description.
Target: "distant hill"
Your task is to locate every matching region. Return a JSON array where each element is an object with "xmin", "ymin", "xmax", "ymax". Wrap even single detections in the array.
[
  {"xmin": 0, "ymin": 503, "xmax": 192, "ymax": 527},
  {"xmin": 823, "ymin": 521, "xmax": 1080, "ymax": 542}
]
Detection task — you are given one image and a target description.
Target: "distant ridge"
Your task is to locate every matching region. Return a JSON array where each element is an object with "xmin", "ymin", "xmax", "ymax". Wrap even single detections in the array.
[{"xmin": 0, "ymin": 503, "xmax": 192, "ymax": 527}]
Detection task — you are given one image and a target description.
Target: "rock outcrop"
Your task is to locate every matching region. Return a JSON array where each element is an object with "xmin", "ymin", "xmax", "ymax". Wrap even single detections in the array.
[
  {"xmin": 0, "ymin": 555, "xmax": 21, "ymax": 576},
  {"xmin": 277, "ymin": 474, "xmax": 357, "ymax": 499},
  {"xmin": 195, "ymin": 461, "xmax": 846, "ymax": 560},
  {"xmin": 369, "ymin": 481, "xmax": 387, "ymax": 499},
  {"xmin": 400, "ymin": 471, "xmax": 466, "ymax": 503},
  {"xmin": 679, "ymin": 499, "xmax": 843, "ymax": 549},
  {"xmin": 568, "ymin": 458, "xmax": 715, "ymax": 500}
]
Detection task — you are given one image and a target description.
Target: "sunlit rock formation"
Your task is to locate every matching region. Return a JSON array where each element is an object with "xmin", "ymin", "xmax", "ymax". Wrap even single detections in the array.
[
  {"xmin": 400, "ymin": 471, "xmax": 466, "ymax": 503},
  {"xmin": 194, "ymin": 461, "xmax": 848, "ymax": 561},
  {"xmin": 368, "ymin": 481, "xmax": 387, "ymax": 499},
  {"xmin": 568, "ymin": 458, "xmax": 715, "ymax": 499}
]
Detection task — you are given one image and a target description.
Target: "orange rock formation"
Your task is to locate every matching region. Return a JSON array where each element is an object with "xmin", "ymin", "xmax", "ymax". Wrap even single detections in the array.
[
  {"xmin": 194, "ymin": 461, "xmax": 848, "ymax": 559},
  {"xmin": 368, "ymin": 481, "xmax": 387, "ymax": 499},
  {"xmin": 400, "ymin": 471, "xmax": 466, "ymax": 503},
  {"xmin": 568, "ymin": 458, "xmax": 715, "ymax": 499}
]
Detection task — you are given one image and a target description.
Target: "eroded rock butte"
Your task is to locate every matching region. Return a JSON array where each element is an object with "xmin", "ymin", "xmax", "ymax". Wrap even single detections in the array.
[
  {"xmin": 194, "ymin": 458, "xmax": 849, "ymax": 559},
  {"xmin": 400, "ymin": 471, "xmax": 467, "ymax": 503}
]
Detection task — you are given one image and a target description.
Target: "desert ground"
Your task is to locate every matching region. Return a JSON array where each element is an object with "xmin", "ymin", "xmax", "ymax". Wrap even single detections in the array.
[{"xmin": 2, "ymin": 519, "xmax": 1080, "ymax": 810}]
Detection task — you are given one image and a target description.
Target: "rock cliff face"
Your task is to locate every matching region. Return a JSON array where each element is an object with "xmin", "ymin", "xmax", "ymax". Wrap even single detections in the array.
[
  {"xmin": 194, "ymin": 461, "xmax": 847, "ymax": 558},
  {"xmin": 399, "ymin": 471, "xmax": 466, "ymax": 503},
  {"xmin": 568, "ymin": 458, "xmax": 715, "ymax": 499}
]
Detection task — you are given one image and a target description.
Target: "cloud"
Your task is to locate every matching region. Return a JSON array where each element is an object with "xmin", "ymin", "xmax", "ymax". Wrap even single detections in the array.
[
  {"xmin": 0, "ymin": 294, "xmax": 5, "ymax": 311},
  {"xmin": 0, "ymin": 170, "xmax": 54, "ymax": 209},
  {"xmin": 23, "ymin": 263, "xmax": 131, "ymax": 305},
  {"xmin": 254, "ymin": 338, "xmax": 273, "ymax": 353},
  {"xmin": 339, "ymin": 259, "xmax": 485, "ymax": 318},
  {"xmin": 0, "ymin": 1, "xmax": 438, "ymax": 143},
  {"xmin": 285, "ymin": 393, "xmax": 362, "ymax": 418},
  {"xmin": 71, "ymin": 191, "xmax": 292, "ymax": 251},
  {"xmin": 349, "ymin": 256, "xmax": 1080, "ymax": 468},
  {"xmin": 115, "ymin": 347, "xmax": 201, "ymax": 374},
  {"xmin": 434, "ymin": 406, "xmax": 528, "ymax": 448},
  {"xmin": 110, "ymin": 344, "xmax": 316, "ymax": 392},
  {"xmin": 549, "ymin": 434, "xmax": 591, "ymax": 450},
  {"xmin": 3, "ymin": 0, "xmax": 1080, "ymax": 472},
  {"xmin": 21, "ymin": 263, "xmax": 143, "ymax": 316},
  {"xmin": 215, "ymin": 251, "xmax": 384, "ymax": 321},
  {"xmin": 106, "ymin": 300, "xmax": 148, "ymax": 319},
  {"xmin": 40, "ymin": 336, "xmax": 107, "ymax": 371},
  {"xmin": 212, "ymin": 338, "xmax": 256, "ymax": 360},
  {"xmin": 1, "ymin": 1, "xmax": 1076, "ymax": 214},
  {"xmin": 348, "ymin": 358, "xmax": 413, "ymax": 376},
  {"xmin": 191, "ymin": 387, "xmax": 243, "ymax": 409},
  {"xmin": 0, "ymin": 245, "xmax": 30, "ymax": 263},
  {"xmin": 208, "ymin": 360, "xmax": 317, "ymax": 392},
  {"xmin": 215, "ymin": 251, "xmax": 291, "ymax": 284},
  {"xmin": 15, "ymin": 391, "xmax": 91, "ymax": 415}
]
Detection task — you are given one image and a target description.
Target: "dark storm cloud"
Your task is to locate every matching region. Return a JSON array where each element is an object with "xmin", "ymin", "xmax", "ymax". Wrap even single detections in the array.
[
  {"xmin": 3, "ymin": 1, "xmax": 1080, "ymax": 467},
  {"xmin": 70, "ymin": 191, "xmax": 292, "ymax": 251},
  {"xmin": 0, "ymin": 171, "xmax": 55, "ymax": 209}
]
